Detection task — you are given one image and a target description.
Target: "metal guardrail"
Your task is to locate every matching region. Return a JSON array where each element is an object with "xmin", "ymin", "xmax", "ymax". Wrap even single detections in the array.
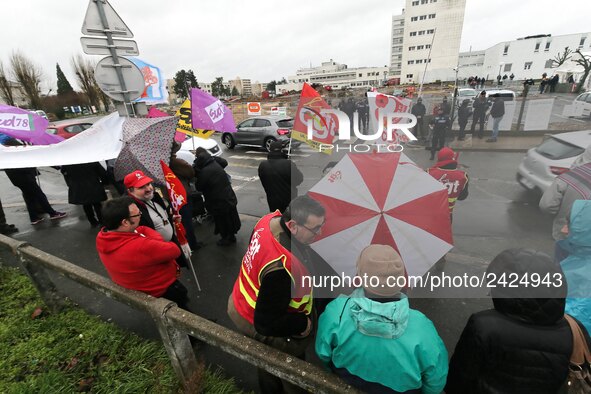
[{"xmin": 0, "ymin": 234, "xmax": 358, "ymax": 393}]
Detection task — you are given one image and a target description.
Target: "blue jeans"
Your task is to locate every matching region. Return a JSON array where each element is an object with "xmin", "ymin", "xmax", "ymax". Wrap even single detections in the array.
[{"xmin": 492, "ymin": 116, "xmax": 502, "ymax": 139}]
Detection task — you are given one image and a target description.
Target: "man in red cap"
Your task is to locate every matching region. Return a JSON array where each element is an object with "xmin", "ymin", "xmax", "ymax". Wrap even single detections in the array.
[
  {"xmin": 124, "ymin": 170, "xmax": 187, "ymax": 267},
  {"xmin": 427, "ymin": 147, "xmax": 469, "ymax": 221}
]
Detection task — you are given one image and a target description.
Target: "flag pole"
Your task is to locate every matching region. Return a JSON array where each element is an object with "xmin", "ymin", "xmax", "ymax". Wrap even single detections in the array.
[{"xmin": 186, "ymin": 255, "xmax": 202, "ymax": 291}]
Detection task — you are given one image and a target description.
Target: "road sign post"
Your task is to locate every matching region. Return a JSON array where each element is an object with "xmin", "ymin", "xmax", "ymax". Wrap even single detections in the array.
[{"xmin": 81, "ymin": 0, "xmax": 142, "ymax": 117}]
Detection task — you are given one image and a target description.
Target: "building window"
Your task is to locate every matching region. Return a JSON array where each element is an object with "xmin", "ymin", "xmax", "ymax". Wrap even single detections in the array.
[
  {"xmin": 409, "ymin": 46, "xmax": 415, "ymax": 50},
  {"xmin": 544, "ymin": 59, "xmax": 554, "ymax": 68},
  {"xmin": 504, "ymin": 63, "xmax": 512, "ymax": 72},
  {"xmin": 545, "ymin": 41, "xmax": 551, "ymax": 51},
  {"xmin": 421, "ymin": 0, "xmax": 427, "ymax": 4},
  {"xmin": 412, "ymin": 0, "xmax": 419, "ymax": 5},
  {"xmin": 503, "ymin": 44, "xmax": 509, "ymax": 55},
  {"xmin": 410, "ymin": 32, "xmax": 417, "ymax": 36},
  {"xmin": 417, "ymin": 45, "xmax": 424, "ymax": 50},
  {"xmin": 426, "ymin": 44, "xmax": 431, "ymax": 49},
  {"xmin": 524, "ymin": 62, "xmax": 532, "ymax": 70},
  {"xmin": 427, "ymin": 29, "xmax": 434, "ymax": 34},
  {"xmin": 418, "ymin": 30, "xmax": 425, "ymax": 35},
  {"xmin": 427, "ymin": 59, "xmax": 431, "ymax": 63},
  {"xmin": 408, "ymin": 60, "xmax": 415, "ymax": 64},
  {"xmin": 359, "ymin": 73, "xmax": 362, "ymax": 77},
  {"xmin": 580, "ymin": 37, "xmax": 587, "ymax": 47},
  {"xmin": 534, "ymin": 42, "xmax": 540, "ymax": 52},
  {"xmin": 416, "ymin": 59, "xmax": 423, "ymax": 64},
  {"xmin": 430, "ymin": 0, "xmax": 437, "ymax": 2},
  {"xmin": 429, "ymin": 13, "xmax": 436, "ymax": 18},
  {"xmin": 406, "ymin": 74, "xmax": 414, "ymax": 78},
  {"xmin": 419, "ymin": 15, "xmax": 426, "ymax": 20},
  {"xmin": 411, "ymin": 16, "xmax": 418, "ymax": 21}
]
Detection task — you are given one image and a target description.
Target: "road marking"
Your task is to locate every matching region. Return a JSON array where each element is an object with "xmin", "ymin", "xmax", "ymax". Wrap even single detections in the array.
[
  {"xmin": 229, "ymin": 155, "xmax": 266, "ymax": 161},
  {"xmin": 227, "ymin": 173, "xmax": 259, "ymax": 182},
  {"xmin": 227, "ymin": 162, "xmax": 259, "ymax": 169}
]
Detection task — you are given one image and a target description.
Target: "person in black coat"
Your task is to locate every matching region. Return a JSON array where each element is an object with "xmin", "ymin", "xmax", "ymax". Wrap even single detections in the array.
[
  {"xmin": 470, "ymin": 91, "xmax": 490, "ymax": 139},
  {"xmin": 411, "ymin": 98, "xmax": 427, "ymax": 140},
  {"xmin": 61, "ymin": 162, "xmax": 108, "ymax": 226},
  {"xmin": 258, "ymin": 141, "xmax": 303, "ymax": 213},
  {"xmin": 457, "ymin": 99, "xmax": 472, "ymax": 141},
  {"xmin": 193, "ymin": 151, "xmax": 241, "ymax": 246},
  {"xmin": 446, "ymin": 248, "xmax": 588, "ymax": 394}
]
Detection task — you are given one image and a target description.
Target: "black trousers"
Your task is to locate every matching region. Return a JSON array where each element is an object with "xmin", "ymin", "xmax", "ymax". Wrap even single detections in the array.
[
  {"xmin": 458, "ymin": 120, "xmax": 468, "ymax": 139},
  {"xmin": 0, "ymin": 198, "xmax": 6, "ymax": 226},
  {"xmin": 161, "ymin": 280, "xmax": 189, "ymax": 310},
  {"xmin": 6, "ymin": 171, "xmax": 56, "ymax": 221},
  {"xmin": 431, "ymin": 130, "xmax": 446, "ymax": 157},
  {"xmin": 470, "ymin": 111, "xmax": 486, "ymax": 137},
  {"xmin": 82, "ymin": 203, "xmax": 103, "ymax": 225}
]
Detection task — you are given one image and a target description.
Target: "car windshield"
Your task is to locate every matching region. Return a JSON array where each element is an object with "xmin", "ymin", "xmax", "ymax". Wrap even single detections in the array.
[
  {"xmin": 276, "ymin": 119, "xmax": 294, "ymax": 128},
  {"xmin": 535, "ymin": 137, "xmax": 585, "ymax": 160},
  {"xmin": 458, "ymin": 90, "xmax": 475, "ymax": 96}
]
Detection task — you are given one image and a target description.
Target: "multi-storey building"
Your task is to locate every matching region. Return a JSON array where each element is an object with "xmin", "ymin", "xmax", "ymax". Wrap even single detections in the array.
[
  {"xmin": 275, "ymin": 60, "xmax": 389, "ymax": 93},
  {"xmin": 390, "ymin": 0, "xmax": 466, "ymax": 84}
]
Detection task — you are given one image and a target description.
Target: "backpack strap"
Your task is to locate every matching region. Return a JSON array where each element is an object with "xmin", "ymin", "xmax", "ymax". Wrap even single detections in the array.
[{"xmin": 564, "ymin": 314, "xmax": 591, "ymax": 364}]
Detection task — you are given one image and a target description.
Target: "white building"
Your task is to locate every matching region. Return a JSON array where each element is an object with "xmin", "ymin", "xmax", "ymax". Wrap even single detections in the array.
[
  {"xmin": 390, "ymin": 0, "xmax": 466, "ymax": 84},
  {"xmin": 475, "ymin": 33, "xmax": 591, "ymax": 83},
  {"xmin": 276, "ymin": 60, "xmax": 389, "ymax": 93}
]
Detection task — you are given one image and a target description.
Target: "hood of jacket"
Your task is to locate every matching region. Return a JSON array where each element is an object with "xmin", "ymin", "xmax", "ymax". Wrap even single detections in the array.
[
  {"xmin": 489, "ymin": 249, "xmax": 566, "ymax": 325},
  {"xmin": 96, "ymin": 228, "xmax": 141, "ymax": 255},
  {"xmin": 561, "ymin": 200, "xmax": 591, "ymax": 253},
  {"xmin": 349, "ymin": 288, "xmax": 409, "ymax": 339},
  {"xmin": 194, "ymin": 151, "xmax": 214, "ymax": 170}
]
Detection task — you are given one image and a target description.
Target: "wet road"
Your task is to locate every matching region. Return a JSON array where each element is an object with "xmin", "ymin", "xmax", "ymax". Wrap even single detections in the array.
[{"xmin": 0, "ymin": 137, "xmax": 555, "ymax": 391}]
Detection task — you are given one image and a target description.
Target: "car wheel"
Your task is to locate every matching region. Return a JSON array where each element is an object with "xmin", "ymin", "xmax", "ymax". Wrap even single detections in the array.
[
  {"xmin": 223, "ymin": 134, "xmax": 235, "ymax": 149},
  {"xmin": 264, "ymin": 138, "xmax": 276, "ymax": 152}
]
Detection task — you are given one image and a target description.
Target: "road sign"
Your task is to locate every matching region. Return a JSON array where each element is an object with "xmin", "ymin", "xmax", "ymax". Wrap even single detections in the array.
[
  {"xmin": 82, "ymin": 0, "xmax": 133, "ymax": 38},
  {"xmin": 94, "ymin": 56, "xmax": 144, "ymax": 102},
  {"xmin": 247, "ymin": 102, "xmax": 261, "ymax": 116},
  {"xmin": 80, "ymin": 37, "xmax": 139, "ymax": 56}
]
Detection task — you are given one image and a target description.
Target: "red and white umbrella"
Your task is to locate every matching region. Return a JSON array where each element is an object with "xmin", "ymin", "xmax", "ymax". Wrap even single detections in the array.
[{"xmin": 308, "ymin": 152, "xmax": 453, "ymax": 281}]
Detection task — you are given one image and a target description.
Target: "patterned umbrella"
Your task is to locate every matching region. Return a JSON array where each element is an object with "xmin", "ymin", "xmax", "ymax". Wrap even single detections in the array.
[
  {"xmin": 308, "ymin": 152, "xmax": 453, "ymax": 281},
  {"xmin": 114, "ymin": 116, "xmax": 177, "ymax": 185}
]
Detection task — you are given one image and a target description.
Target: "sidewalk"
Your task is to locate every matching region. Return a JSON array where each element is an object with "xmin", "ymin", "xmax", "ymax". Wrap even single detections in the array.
[{"xmin": 448, "ymin": 133, "xmax": 544, "ymax": 153}]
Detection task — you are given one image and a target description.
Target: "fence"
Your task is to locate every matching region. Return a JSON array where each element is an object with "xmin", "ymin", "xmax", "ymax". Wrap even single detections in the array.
[{"xmin": 0, "ymin": 234, "xmax": 357, "ymax": 393}]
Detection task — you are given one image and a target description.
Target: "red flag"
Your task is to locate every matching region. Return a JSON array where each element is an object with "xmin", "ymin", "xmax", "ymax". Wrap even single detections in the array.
[
  {"xmin": 160, "ymin": 160, "xmax": 187, "ymax": 214},
  {"xmin": 291, "ymin": 83, "xmax": 338, "ymax": 154}
]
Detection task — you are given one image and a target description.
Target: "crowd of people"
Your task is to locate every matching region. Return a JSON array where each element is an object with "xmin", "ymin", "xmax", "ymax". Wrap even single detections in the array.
[{"xmin": 2, "ymin": 119, "xmax": 591, "ymax": 393}]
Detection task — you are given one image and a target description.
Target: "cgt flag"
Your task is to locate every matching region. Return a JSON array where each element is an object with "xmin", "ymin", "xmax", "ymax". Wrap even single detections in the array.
[
  {"xmin": 190, "ymin": 88, "xmax": 237, "ymax": 136},
  {"xmin": 292, "ymin": 83, "xmax": 338, "ymax": 154},
  {"xmin": 160, "ymin": 160, "xmax": 191, "ymax": 259}
]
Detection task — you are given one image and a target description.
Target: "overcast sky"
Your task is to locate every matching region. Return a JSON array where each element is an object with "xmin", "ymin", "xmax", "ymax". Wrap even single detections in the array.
[{"xmin": 1, "ymin": 0, "xmax": 589, "ymax": 92}]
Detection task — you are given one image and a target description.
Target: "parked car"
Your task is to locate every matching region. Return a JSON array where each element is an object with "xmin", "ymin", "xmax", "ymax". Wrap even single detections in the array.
[
  {"xmin": 571, "ymin": 92, "xmax": 591, "ymax": 117},
  {"xmin": 480, "ymin": 89, "xmax": 516, "ymax": 101},
  {"xmin": 222, "ymin": 116, "xmax": 293, "ymax": 152},
  {"xmin": 516, "ymin": 130, "xmax": 591, "ymax": 193},
  {"xmin": 180, "ymin": 136, "xmax": 222, "ymax": 157},
  {"xmin": 46, "ymin": 121, "xmax": 93, "ymax": 139}
]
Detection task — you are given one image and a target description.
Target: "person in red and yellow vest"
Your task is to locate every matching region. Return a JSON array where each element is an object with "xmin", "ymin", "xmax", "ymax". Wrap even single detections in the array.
[
  {"xmin": 228, "ymin": 195, "xmax": 325, "ymax": 394},
  {"xmin": 427, "ymin": 147, "xmax": 469, "ymax": 221}
]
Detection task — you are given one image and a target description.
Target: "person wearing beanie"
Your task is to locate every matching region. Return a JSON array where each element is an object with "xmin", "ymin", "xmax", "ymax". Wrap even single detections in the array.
[
  {"xmin": 446, "ymin": 249, "xmax": 583, "ymax": 394},
  {"xmin": 258, "ymin": 140, "xmax": 304, "ymax": 213},
  {"xmin": 316, "ymin": 244, "xmax": 448, "ymax": 394},
  {"xmin": 427, "ymin": 147, "xmax": 469, "ymax": 220}
]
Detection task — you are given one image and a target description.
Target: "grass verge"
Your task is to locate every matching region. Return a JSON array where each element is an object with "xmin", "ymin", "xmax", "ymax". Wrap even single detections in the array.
[{"xmin": 0, "ymin": 266, "xmax": 245, "ymax": 393}]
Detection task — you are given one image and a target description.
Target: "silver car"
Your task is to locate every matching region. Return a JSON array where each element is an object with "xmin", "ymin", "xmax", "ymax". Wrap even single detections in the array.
[
  {"xmin": 222, "ymin": 116, "xmax": 293, "ymax": 152},
  {"xmin": 516, "ymin": 130, "xmax": 591, "ymax": 193}
]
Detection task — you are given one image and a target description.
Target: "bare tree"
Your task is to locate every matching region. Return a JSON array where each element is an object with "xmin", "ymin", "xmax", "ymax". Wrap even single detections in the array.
[
  {"xmin": 71, "ymin": 54, "xmax": 100, "ymax": 110},
  {"xmin": 573, "ymin": 49, "xmax": 591, "ymax": 93},
  {"xmin": 552, "ymin": 46, "xmax": 573, "ymax": 68},
  {"xmin": 10, "ymin": 51, "xmax": 43, "ymax": 109},
  {"xmin": 0, "ymin": 61, "xmax": 15, "ymax": 106}
]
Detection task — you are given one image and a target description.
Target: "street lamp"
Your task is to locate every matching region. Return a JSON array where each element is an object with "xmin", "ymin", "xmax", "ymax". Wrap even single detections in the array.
[{"xmin": 497, "ymin": 63, "xmax": 504, "ymax": 86}]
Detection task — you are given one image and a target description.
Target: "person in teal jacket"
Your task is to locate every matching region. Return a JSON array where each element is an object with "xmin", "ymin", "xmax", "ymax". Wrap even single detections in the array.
[
  {"xmin": 315, "ymin": 244, "xmax": 448, "ymax": 394},
  {"xmin": 559, "ymin": 199, "xmax": 591, "ymax": 333}
]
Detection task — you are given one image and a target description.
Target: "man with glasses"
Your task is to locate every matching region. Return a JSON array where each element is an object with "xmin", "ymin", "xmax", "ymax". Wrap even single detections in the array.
[
  {"xmin": 124, "ymin": 170, "xmax": 187, "ymax": 267},
  {"xmin": 96, "ymin": 196, "xmax": 189, "ymax": 309},
  {"xmin": 228, "ymin": 195, "xmax": 326, "ymax": 393}
]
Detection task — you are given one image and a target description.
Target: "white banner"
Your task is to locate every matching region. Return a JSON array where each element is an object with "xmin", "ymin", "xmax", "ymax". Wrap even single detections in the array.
[{"xmin": 0, "ymin": 113, "xmax": 125, "ymax": 169}]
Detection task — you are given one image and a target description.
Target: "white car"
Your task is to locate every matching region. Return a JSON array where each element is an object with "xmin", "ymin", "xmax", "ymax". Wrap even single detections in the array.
[
  {"xmin": 481, "ymin": 89, "xmax": 516, "ymax": 101},
  {"xmin": 178, "ymin": 136, "xmax": 222, "ymax": 163},
  {"xmin": 571, "ymin": 92, "xmax": 591, "ymax": 117},
  {"xmin": 516, "ymin": 130, "xmax": 591, "ymax": 193}
]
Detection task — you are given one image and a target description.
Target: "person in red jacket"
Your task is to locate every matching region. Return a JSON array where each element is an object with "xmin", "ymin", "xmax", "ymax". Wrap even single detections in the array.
[
  {"xmin": 427, "ymin": 147, "xmax": 469, "ymax": 221},
  {"xmin": 96, "ymin": 196, "xmax": 189, "ymax": 309}
]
